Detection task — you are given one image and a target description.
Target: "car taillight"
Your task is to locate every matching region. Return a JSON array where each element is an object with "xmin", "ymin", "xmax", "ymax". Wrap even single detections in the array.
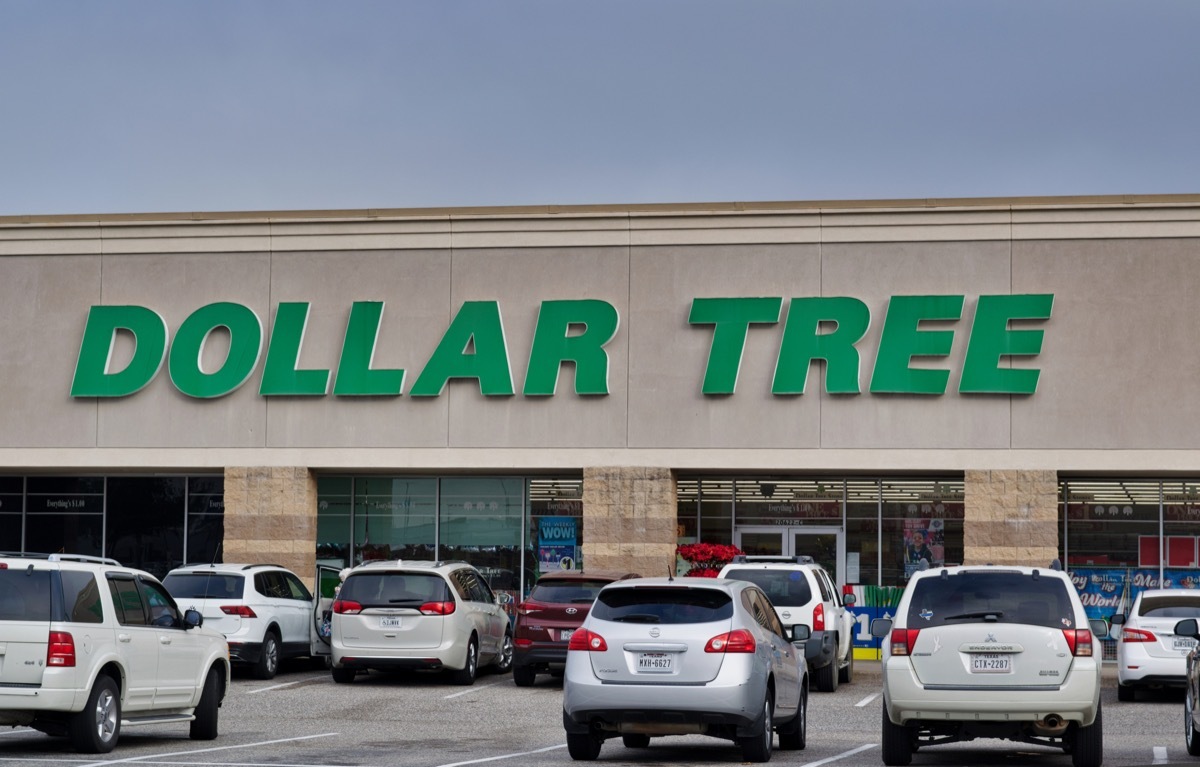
[
  {"xmin": 420, "ymin": 601, "xmax": 456, "ymax": 615},
  {"xmin": 332, "ymin": 599, "xmax": 362, "ymax": 615},
  {"xmin": 1120, "ymin": 628, "xmax": 1156, "ymax": 643},
  {"xmin": 813, "ymin": 602, "xmax": 825, "ymax": 631},
  {"xmin": 890, "ymin": 628, "xmax": 920, "ymax": 656},
  {"xmin": 515, "ymin": 601, "xmax": 532, "ymax": 615},
  {"xmin": 515, "ymin": 638, "xmax": 533, "ymax": 648},
  {"xmin": 568, "ymin": 629, "xmax": 607, "ymax": 651},
  {"xmin": 705, "ymin": 629, "xmax": 756, "ymax": 653},
  {"xmin": 220, "ymin": 605, "xmax": 257, "ymax": 618},
  {"xmin": 47, "ymin": 631, "xmax": 75, "ymax": 667},
  {"xmin": 1064, "ymin": 629, "xmax": 1094, "ymax": 656}
]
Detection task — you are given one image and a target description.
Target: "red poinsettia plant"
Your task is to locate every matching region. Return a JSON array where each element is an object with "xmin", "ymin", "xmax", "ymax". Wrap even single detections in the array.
[{"xmin": 677, "ymin": 543, "xmax": 744, "ymax": 577}]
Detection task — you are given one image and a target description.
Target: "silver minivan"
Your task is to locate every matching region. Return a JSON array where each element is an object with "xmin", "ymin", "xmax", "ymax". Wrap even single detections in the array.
[{"xmin": 562, "ymin": 576, "xmax": 810, "ymax": 762}]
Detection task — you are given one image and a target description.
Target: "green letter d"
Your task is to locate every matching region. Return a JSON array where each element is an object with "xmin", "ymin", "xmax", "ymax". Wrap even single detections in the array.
[{"xmin": 71, "ymin": 305, "xmax": 168, "ymax": 397}]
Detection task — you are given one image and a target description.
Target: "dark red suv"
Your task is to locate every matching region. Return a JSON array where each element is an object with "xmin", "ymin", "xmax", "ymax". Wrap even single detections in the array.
[{"xmin": 512, "ymin": 570, "xmax": 638, "ymax": 686}]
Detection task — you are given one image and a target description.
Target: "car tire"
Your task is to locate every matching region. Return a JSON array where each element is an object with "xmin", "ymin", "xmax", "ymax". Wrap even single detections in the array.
[
  {"xmin": 739, "ymin": 695, "xmax": 773, "ymax": 763},
  {"xmin": 68, "ymin": 675, "xmax": 120, "ymax": 754},
  {"xmin": 621, "ymin": 734, "xmax": 651, "ymax": 748},
  {"xmin": 451, "ymin": 638, "xmax": 478, "ymax": 685},
  {"xmin": 493, "ymin": 631, "xmax": 514, "ymax": 673},
  {"xmin": 566, "ymin": 731, "xmax": 602, "ymax": 760},
  {"xmin": 778, "ymin": 685, "xmax": 807, "ymax": 750},
  {"xmin": 1071, "ymin": 703, "xmax": 1103, "ymax": 767},
  {"xmin": 513, "ymin": 664, "xmax": 537, "ymax": 687},
  {"xmin": 254, "ymin": 630, "xmax": 280, "ymax": 680},
  {"xmin": 881, "ymin": 702, "xmax": 913, "ymax": 766},
  {"xmin": 190, "ymin": 668, "xmax": 220, "ymax": 740},
  {"xmin": 839, "ymin": 648, "xmax": 854, "ymax": 684},
  {"xmin": 331, "ymin": 666, "xmax": 355, "ymax": 684},
  {"xmin": 1186, "ymin": 693, "xmax": 1200, "ymax": 756},
  {"xmin": 814, "ymin": 658, "xmax": 838, "ymax": 692},
  {"xmin": 1117, "ymin": 682, "xmax": 1135, "ymax": 702}
]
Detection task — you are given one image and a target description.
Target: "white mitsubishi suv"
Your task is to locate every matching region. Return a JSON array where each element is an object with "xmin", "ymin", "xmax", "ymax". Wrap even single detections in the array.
[
  {"xmin": 871, "ymin": 564, "xmax": 1108, "ymax": 767},
  {"xmin": 0, "ymin": 553, "xmax": 231, "ymax": 754}
]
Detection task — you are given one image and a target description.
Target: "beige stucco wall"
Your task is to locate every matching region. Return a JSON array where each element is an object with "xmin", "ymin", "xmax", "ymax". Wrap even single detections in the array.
[
  {"xmin": 581, "ymin": 466, "xmax": 677, "ymax": 576},
  {"xmin": 963, "ymin": 469, "xmax": 1059, "ymax": 567},
  {"xmin": 222, "ymin": 466, "xmax": 318, "ymax": 588}
]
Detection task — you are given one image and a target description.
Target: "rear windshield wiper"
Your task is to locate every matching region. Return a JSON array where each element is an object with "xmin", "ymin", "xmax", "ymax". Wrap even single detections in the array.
[
  {"xmin": 615, "ymin": 613, "xmax": 661, "ymax": 623},
  {"xmin": 387, "ymin": 598, "xmax": 425, "ymax": 604},
  {"xmin": 942, "ymin": 611, "xmax": 1004, "ymax": 621}
]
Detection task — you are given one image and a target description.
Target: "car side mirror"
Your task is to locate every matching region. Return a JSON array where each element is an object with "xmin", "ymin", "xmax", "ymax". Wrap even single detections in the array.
[
  {"xmin": 842, "ymin": 592, "xmax": 856, "ymax": 607},
  {"xmin": 870, "ymin": 618, "xmax": 892, "ymax": 638},
  {"xmin": 1176, "ymin": 618, "xmax": 1200, "ymax": 639},
  {"xmin": 1110, "ymin": 613, "xmax": 1126, "ymax": 626},
  {"xmin": 183, "ymin": 608, "xmax": 203, "ymax": 629},
  {"xmin": 790, "ymin": 624, "xmax": 811, "ymax": 643},
  {"xmin": 1089, "ymin": 619, "xmax": 1109, "ymax": 639},
  {"xmin": 495, "ymin": 593, "xmax": 513, "ymax": 605}
]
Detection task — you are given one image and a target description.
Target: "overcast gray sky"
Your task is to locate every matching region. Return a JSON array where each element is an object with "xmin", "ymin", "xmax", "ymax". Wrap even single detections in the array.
[{"xmin": 2, "ymin": 1, "xmax": 1198, "ymax": 216}]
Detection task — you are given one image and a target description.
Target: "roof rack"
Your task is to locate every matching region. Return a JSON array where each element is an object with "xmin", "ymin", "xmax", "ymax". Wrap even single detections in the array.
[
  {"xmin": 47, "ymin": 553, "xmax": 122, "ymax": 566},
  {"xmin": 730, "ymin": 555, "xmax": 815, "ymax": 565},
  {"xmin": 241, "ymin": 564, "xmax": 284, "ymax": 570}
]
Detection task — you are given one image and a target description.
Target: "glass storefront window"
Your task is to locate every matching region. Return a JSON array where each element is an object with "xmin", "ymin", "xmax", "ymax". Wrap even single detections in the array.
[
  {"xmin": 527, "ymin": 479, "xmax": 583, "ymax": 591},
  {"xmin": 0, "ymin": 477, "xmax": 21, "ymax": 552},
  {"xmin": 317, "ymin": 477, "xmax": 353, "ymax": 566},
  {"xmin": 440, "ymin": 477, "xmax": 524, "ymax": 598},
  {"xmin": 697, "ymin": 480, "xmax": 733, "ymax": 546},
  {"xmin": 187, "ymin": 477, "xmax": 225, "ymax": 565},
  {"xmin": 25, "ymin": 477, "xmax": 104, "ymax": 557},
  {"xmin": 355, "ymin": 478, "xmax": 436, "ymax": 563},
  {"xmin": 106, "ymin": 477, "xmax": 185, "ymax": 579}
]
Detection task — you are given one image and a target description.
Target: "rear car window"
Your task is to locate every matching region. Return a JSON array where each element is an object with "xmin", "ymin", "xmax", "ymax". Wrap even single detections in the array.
[
  {"xmin": 721, "ymin": 568, "xmax": 813, "ymax": 607},
  {"xmin": 340, "ymin": 572, "xmax": 450, "ymax": 607},
  {"xmin": 591, "ymin": 586, "xmax": 733, "ymax": 624},
  {"xmin": 529, "ymin": 579, "xmax": 612, "ymax": 604},
  {"xmin": 61, "ymin": 570, "xmax": 104, "ymax": 624},
  {"xmin": 163, "ymin": 572, "xmax": 246, "ymax": 599},
  {"xmin": 906, "ymin": 571, "xmax": 1076, "ymax": 629},
  {"xmin": 1138, "ymin": 595, "xmax": 1200, "ymax": 618},
  {"xmin": 0, "ymin": 569, "xmax": 52, "ymax": 621}
]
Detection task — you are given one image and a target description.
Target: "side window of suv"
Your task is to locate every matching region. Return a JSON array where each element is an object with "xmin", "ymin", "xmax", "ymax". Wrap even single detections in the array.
[
  {"xmin": 61, "ymin": 570, "xmax": 104, "ymax": 624},
  {"xmin": 744, "ymin": 589, "xmax": 775, "ymax": 635},
  {"xmin": 256, "ymin": 571, "xmax": 288, "ymax": 599},
  {"xmin": 139, "ymin": 579, "xmax": 182, "ymax": 628},
  {"xmin": 283, "ymin": 572, "xmax": 313, "ymax": 601},
  {"xmin": 813, "ymin": 568, "xmax": 834, "ymax": 603},
  {"xmin": 108, "ymin": 577, "xmax": 148, "ymax": 625}
]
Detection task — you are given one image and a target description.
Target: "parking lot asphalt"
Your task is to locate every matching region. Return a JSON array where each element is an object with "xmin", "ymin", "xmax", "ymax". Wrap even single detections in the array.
[{"xmin": 0, "ymin": 658, "xmax": 1189, "ymax": 767}]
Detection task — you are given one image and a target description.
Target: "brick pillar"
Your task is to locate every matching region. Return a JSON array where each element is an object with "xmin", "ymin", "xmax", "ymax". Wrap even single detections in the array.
[
  {"xmin": 222, "ymin": 466, "xmax": 318, "ymax": 589},
  {"xmin": 582, "ymin": 467, "xmax": 677, "ymax": 576},
  {"xmin": 963, "ymin": 469, "xmax": 1060, "ymax": 567}
]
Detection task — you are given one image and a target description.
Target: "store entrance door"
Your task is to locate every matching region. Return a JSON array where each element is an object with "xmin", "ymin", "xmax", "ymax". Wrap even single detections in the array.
[{"xmin": 735, "ymin": 526, "xmax": 845, "ymax": 584}]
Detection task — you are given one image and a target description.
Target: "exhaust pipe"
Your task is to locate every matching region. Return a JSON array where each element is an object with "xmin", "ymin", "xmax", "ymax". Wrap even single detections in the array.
[{"xmin": 1032, "ymin": 714, "xmax": 1067, "ymax": 736}]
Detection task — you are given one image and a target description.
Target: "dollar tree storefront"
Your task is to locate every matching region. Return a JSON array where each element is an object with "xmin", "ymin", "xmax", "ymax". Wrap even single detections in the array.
[{"xmin": 2, "ymin": 195, "xmax": 1200, "ymax": 656}]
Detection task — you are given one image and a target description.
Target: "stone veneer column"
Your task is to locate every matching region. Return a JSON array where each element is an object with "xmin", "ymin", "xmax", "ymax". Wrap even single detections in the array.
[
  {"xmin": 222, "ymin": 467, "xmax": 318, "ymax": 589},
  {"xmin": 582, "ymin": 467, "xmax": 678, "ymax": 576},
  {"xmin": 963, "ymin": 469, "xmax": 1059, "ymax": 567}
]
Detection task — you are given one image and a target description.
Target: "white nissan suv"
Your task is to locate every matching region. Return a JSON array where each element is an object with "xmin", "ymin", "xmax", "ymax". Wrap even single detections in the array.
[
  {"xmin": 871, "ymin": 564, "xmax": 1108, "ymax": 767},
  {"xmin": 718, "ymin": 555, "xmax": 856, "ymax": 692},
  {"xmin": 0, "ymin": 553, "xmax": 231, "ymax": 754}
]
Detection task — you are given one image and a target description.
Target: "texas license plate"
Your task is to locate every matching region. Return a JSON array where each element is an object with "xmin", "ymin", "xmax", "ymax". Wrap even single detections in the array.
[
  {"xmin": 637, "ymin": 652, "xmax": 674, "ymax": 673},
  {"xmin": 379, "ymin": 616, "xmax": 402, "ymax": 629},
  {"xmin": 561, "ymin": 629, "xmax": 575, "ymax": 641},
  {"xmin": 1174, "ymin": 638, "xmax": 1197, "ymax": 651},
  {"xmin": 970, "ymin": 653, "xmax": 1011, "ymax": 673}
]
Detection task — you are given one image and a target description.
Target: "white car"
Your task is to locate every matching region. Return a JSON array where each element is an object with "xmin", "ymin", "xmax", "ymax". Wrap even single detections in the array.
[
  {"xmin": 718, "ymin": 555, "xmax": 855, "ymax": 691},
  {"xmin": 330, "ymin": 559, "xmax": 513, "ymax": 685},
  {"xmin": 0, "ymin": 553, "xmax": 231, "ymax": 754},
  {"xmin": 164, "ymin": 563, "xmax": 318, "ymax": 679},
  {"xmin": 871, "ymin": 564, "xmax": 1108, "ymax": 767},
  {"xmin": 1112, "ymin": 587, "xmax": 1200, "ymax": 701}
]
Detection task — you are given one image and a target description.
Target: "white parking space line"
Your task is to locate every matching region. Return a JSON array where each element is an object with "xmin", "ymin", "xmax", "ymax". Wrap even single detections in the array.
[
  {"xmin": 443, "ymin": 680, "xmax": 504, "ymax": 699},
  {"xmin": 1153, "ymin": 746, "xmax": 1169, "ymax": 764},
  {"xmin": 75, "ymin": 732, "xmax": 338, "ymax": 767},
  {"xmin": 246, "ymin": 680, "xmax": 302, "ymax": 694},
  {"xmin": 800, "ymin": 743, "xmax": 877, "ymax": 766},
  {"xmin": 0, "ymin": 728, "xmax": 34, "ymax": 736},
  {"xmin": 433, "ymin": 743, "xmax": 567, "ymax": 767},
  {"xmin": 854, "ymin": 692, "xmax": 881, "ymax": 707}
]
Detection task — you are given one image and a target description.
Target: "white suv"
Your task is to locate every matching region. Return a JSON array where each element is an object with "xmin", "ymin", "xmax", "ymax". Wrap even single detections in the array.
[
  {"xmin": 0, "ymin": 553, "xmax": 231, "ymax": 754},
  {"xmin": 164, "ymin": 563, "xmax": 317, "ymax": 679},
  {"xmin": 871, "ymin": 564, "xmax": 1108, "ymax": 767},
  {"xmin": 330, "ymin": 559, "xmax": 513, "ymax": 685},
  {"xmin": 718, "ymin": 555, "xmax": 856, "ymax": 692}
]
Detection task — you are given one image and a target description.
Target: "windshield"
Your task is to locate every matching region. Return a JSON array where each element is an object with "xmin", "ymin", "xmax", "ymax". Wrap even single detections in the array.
[
  {"xmin": 906, "ymin": 571, "xmax": 1075, "ymax": 629},
  {"xmin": 0, "ymin": 569, "xmax": 52, "ymax": 621},
  {"xmin": 721, "ymin": 568, "xmax": 812, "ymax": 607},
  {"xmin": 591, "ymin": 586, "xmax": 733, "ymax": 625},
  {"xmin": 1139, "ymin": 595, "xmax": 1200, "ymax": 619},
  {"xmin": 163, "ymin": 572, "xmax": 245, "ymax": 599},
  {"xmin": 340, "ymin": 572, "xmax": 451, "ymax": 607},
  {"xmin": 529, "ymin": 579, "xmax": 612, "ymax": 604}
]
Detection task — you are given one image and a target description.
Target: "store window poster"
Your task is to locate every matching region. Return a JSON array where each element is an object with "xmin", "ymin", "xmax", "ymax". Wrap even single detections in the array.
[
  {"xmin": 903, "ymin": 518, "xmax": 944, "ymax": 578},
  {"xmin": 538, "ymin": 516, "xmax": 577, "ymax": 571}
]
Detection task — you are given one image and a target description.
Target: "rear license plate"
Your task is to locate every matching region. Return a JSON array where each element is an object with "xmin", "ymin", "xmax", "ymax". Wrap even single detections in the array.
[
  {"xmin": 379, "ymin": 616, "xmax": 402, "ymax": 629},
  {"xmin": 970, "ymin": 653, "xmax": 1011, "ymax": 673},
  {"xmin": 561, "ymin": 629, "xmax": 575, "ymax": 641},
  {"xmin": 637, "ymin": 652, "xmax": 674, "ymax": 673},
  {"xmin": 1174, "ymin": 638, "xmax": 1197, "ymax": 651}
]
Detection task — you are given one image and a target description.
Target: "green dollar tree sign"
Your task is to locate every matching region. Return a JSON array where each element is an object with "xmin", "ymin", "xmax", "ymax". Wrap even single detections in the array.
[
  {"xmin": 959, "ymin": 294, "xmax": 1054, "ymax": 394},
  {"xmin": 870, "ymin": 295, "xmax": 965, "ymax": 394},
  {"xmin": 333, "ymin": 301, "xmax": 405, "ymax": 396},
  {"xmin": 772, "ymin": 297, "xmax": 871, "ymax": 394},
  {"xmin": 523, "ymin": 299, "xmax": 619, "ymax": 396},
  {"xmin": 169, "ymin": 302, "xmax": 263, "ymax": 398},
  {"xmin": 71, "ymin": 305, "xmax": 168, "ymax": 397},
  {"xmin": 259, "ymin": 302, "xmax": 331, "ymax": 396},
  {"xmin": 410, "ymin": 300, "xmax": 514, "ymax": 396},
  {"xmin": 689, "ymin": 297, "xmax": 783, "ymax": 394}
]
